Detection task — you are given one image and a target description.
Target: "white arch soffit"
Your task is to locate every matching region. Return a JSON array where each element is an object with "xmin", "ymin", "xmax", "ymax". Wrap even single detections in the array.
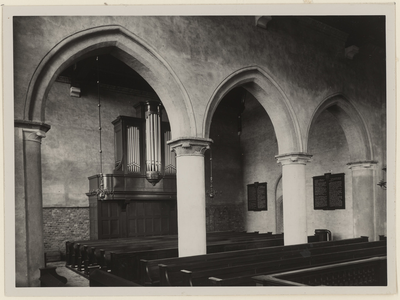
[
  {"xmin": 306, "ymin": 93, "xmax": 374, "ymax": 161},
  {"xmin": 274, "ymin": 173, "xmax": 283, "ymax": 201},
  {"xmin": 203, "ymin": 66, "xmax": 303, "ymax": 153},
  {"xmin": 24, "ymin": 24, "xmax": 196, "ymax": 137}
]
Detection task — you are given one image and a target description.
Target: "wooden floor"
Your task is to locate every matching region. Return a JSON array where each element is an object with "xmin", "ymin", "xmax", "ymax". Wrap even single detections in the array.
[{"xmin": 47, "ymin": 262, "xmax": 89, "ymax": 287}]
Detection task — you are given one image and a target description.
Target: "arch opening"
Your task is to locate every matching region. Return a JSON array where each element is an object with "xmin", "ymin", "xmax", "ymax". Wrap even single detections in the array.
[
  {"xmin": 24, "ymin": 25, "xmax": 195, "ymax": 138},
  {"xmin": 203, "ymin": 67, "xmax": 303, "ymax": 155},
  {"xmin": 206, "ymin": 85, "xmax": 281, "ymax": 234},
  {"xmin": 306, "ymin": 94, "xmax": 373, "ymax": 162}
]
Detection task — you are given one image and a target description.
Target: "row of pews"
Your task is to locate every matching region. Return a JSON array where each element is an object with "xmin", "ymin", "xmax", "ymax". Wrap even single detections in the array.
[
  {"xmin": 65, "ymin": 231, "xmax": 283, "ymax": 283},
  {"xmin": 65, "ymin": 233, "xmax": 387, "ymax": 287},
  {"xmin": 252, "ymin": 256, "xmax": 387, "ymax": 286}
]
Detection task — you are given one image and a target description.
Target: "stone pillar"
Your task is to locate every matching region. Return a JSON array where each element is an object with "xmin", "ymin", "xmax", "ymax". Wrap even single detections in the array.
[
  {"xmin": 348, "ymin": 161, "xmax": 378, "ymax": 241},
  {"xmin": 276, "ymin": 153, "xmax": 312, "ymax": 245},
  {"xmin": 168, "ymin": 137, "xmax": 212, "ymax": 257},
  {"xmin": 15, "ymin": 120, "xmax": 50, "ymax": 287}
]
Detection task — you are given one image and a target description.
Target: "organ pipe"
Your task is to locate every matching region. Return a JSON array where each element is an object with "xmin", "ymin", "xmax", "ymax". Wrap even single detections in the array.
[
  {"xmin": 157, "ymin": 115, "xmax": 161, "ymax": 172},
  {"xmin": 164, "ymin": 130, "xmax": 176, "ymax": 175},
  {"xmin": 126, "ymin": 126, "xmax": 140, "ymax": 173},
  {"xmin": 145, "ymin": 101, "xmax": 163, "ymax": 185}
]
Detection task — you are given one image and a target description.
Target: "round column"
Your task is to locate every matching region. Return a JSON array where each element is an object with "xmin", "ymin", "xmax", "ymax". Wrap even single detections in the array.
[
  {"xmin": 15, "ymin": 120, "xmax": 50, "ymax": 287},
  {"xmin": 276, "ymin": 153, "xmax": 312, "ymax": 245},
  {"xmin": 348, "ymin": 161, "xmax": 378, "ymax": 241},
  {"xmin": 168, "ymin": 137, "xmax": 212, "ymax": 257}
]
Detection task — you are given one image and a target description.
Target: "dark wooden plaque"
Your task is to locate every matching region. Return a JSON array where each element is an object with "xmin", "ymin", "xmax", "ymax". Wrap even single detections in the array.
[
  {"xmin": 313, "ymin": 177, "xmax": 328, "ymax": 209},
  {"xmin": 247, "ymin": 182, "xmax": 267, "ymax": 211},
  {"xmin": 248, "ymin": 184, "xmax": 257, "ymax": 211},
  {"xmin": 313, "ymin": 173, "xmax": 345, "ymax": 210}
]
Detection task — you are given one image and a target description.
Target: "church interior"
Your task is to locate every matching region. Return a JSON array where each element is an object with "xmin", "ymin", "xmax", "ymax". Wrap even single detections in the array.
[{"xmin": 11, "ymin": 14, "xmax": 391, "ymax": 290}]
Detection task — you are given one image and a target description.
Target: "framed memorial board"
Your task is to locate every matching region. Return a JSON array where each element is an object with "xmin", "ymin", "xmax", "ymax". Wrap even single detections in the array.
[
  {"xmin": 247, "ymin": 182, "xmax": 267, "ymax": 211},
  {"xmin": 313, "ymin": 173, "xmax": 345, "ymax": 210}
]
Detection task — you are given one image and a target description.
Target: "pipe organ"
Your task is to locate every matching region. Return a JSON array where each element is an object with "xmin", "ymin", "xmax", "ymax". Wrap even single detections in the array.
[{"xmin": 87, "ymin": 101, "xmax": 177, "ymax": 239}]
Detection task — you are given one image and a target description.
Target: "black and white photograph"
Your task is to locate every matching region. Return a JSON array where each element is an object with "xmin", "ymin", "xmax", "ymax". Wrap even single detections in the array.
[{"xmin": 3, "ymin": 3, "xmax": 397, "ymax": 297}]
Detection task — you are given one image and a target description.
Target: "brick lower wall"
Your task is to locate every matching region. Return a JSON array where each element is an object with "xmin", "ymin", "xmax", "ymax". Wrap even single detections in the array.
[
  {"xmin": 43, "ymin": 205, "xmax": 243, "ymax": 254},
  {"xmin": 43, "ymin": 207, "xmax": 90, "ymax": 255},
  {"xmin": 206, "ymin": 204, "xmax": 245, "ymax": 232}
]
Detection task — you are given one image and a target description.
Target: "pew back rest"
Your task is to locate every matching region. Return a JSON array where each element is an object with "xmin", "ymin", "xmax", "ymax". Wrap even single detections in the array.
[
  {"xmin": 183, "ymin": 245, "xmax": 386, "ymax": 286},
  {"xmin": 39, "ymin": 267, "xmax": 68, "ymax": 287},
  {"xmin": 89, "ymin": 269, "xmax": 142, "ymax": 286},
  {"xmin": 154, "ymin": 239, "xmax": 379, "ymax": 286},
  {"xmin": 158, "ymin": 242, "xmax": 385, "ymax": 286},
  {"xmin": 170, "ymin": 240, "xmax": 386, "ymax": 274},
  {"xmin": 110, "ymin": 247, "xmax": 179, "ymax": 282},
  {"xmin": 124, "ymin": 237, "xmax": 282, "ymax": 284},
  {"xmin": 252, "ymin": 256, "xmax": 387, "ymax": 286}
]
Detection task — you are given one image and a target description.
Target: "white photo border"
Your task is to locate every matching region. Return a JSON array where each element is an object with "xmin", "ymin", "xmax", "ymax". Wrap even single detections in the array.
[{"xmin": 2, "ymin": 3, "xmax": 397, "ymax": 298}]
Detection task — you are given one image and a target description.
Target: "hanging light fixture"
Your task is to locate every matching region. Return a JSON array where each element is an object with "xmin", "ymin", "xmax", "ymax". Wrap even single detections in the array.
[
  {"xmin": 206, "ymin": 146, "xmax": 222, "ymax": 198},
  {"xmin": 208, "ymin": 146, "xmax": 215, "ymax": 198},
  {"xmin": 94, "ymin": 55, "xmax": 113, "ymax": 200},
  {"xmin": 145, "ymin": 101, "xmax": 164, "ymax": 186}
]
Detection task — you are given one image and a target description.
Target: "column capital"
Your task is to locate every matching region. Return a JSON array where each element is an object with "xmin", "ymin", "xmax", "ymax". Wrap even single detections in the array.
[
  {"xmin": 23, "ymin": 129, "xmax": 47, "ymax": 144},
  {"xmin": 275, "ymin": 152, "xmax": 313, "ymax": 166},
  {"xmin": 347, "ymin": 160, "xmax": 378, "ymax": 170},
  {"xmin": 15, "ymin": 119, "xmax": 51, "ymax": 132},
  {"xmin": 167, "ymin": 137, "xmax": 213, "ymax": 157}
]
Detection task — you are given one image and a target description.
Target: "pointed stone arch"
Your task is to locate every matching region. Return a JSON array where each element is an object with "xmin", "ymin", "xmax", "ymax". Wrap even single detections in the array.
[
  {"xmin": 203, "ymin": 66, "xmax": 302, "ymax": 154},
  {"xmin": 306, "ymin": 93, "xmax": 374, "ymax": 161},
  {"xmin": 24, "ymin": 25, "xmax": 196, "ymax": 138}
]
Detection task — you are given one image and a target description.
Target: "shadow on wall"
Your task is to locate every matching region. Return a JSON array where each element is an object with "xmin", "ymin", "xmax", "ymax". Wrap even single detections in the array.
[{"xmin": 206, "ymin": 204, "xmax": 245, "ymax": 232}]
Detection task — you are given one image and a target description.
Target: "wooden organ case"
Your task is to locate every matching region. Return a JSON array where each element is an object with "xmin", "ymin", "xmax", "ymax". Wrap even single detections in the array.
[{"xmin": 87, "ymin": 102, "xmax": 177, "ymax": 239}]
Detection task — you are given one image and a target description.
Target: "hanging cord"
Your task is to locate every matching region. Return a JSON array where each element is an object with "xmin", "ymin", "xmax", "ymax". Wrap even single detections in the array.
[
  {"xmin": 238, "ymin": 90, "xmax": 246, "ymax": 136},
  {"xmin": 95, "ymin": 56, "xmax": 108, "ymax": 200},
  {"xmin": 96, "ymin": 56, "xmax": 103, "ymax": 175},
  {"xmin": 208, "ymin": 146, "xmax": 215, "ymax": 198}
]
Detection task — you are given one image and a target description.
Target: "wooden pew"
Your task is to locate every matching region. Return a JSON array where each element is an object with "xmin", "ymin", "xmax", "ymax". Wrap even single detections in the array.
[
  {"xmin": 67, "ymin": 235, "xmax": 178, "ymax": 267},
  {"xmin": 82, "ymin": 233, "xmax": 280, "ymax": 276},
  {"xmin": 39, "ymin": 267, "xmax": 68, "ymax": 287},
  {"xmin": 205, "ymin": 246, "xmax": 386, "ymax": 287},
  {"xmin": 80, "ymin": 241, "xmax": 178, "ymax": 276},
  {"xmin": 110, "ymin": 236, "xmax": 284, "ymax": 282},
  {"xmin": 66, "ymin": 236, "xmax": 167, "ymax": 266},
  {"xmin": 66, "ymin": 231, "xmax": 268, "ymax": 268},
  {"xmin": 158, "ymin": 241, "xmax": 386, "ymax": 286},
  {"xmin": 156, "ymin": 239, "xmax": 383, "ymax": 286},
  {"xmin": 150, "ymin": 237, "xmax": 369, "ymax": 286},
  {"xmin": 140, "ymin": 236, "xmax": 368, "ymax": 286},
  {"xmin": 252, "ymin": 256, "xmax": 387, "ymax": 286},
  {"xmin": 89, "ymin": 269, "xmax": 142, "ymax": 287},
  {"xmin": 85, "ymin": 231, "xmax": 270, "ymax": 287}
]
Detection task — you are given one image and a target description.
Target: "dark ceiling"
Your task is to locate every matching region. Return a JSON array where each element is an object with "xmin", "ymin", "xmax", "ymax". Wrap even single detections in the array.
[
  {"xmin": 60, "ymin": 16, "xmax": 386, "ymax": 90},
  {"xmin": 311, "ymin": 16, "xmax": 386, "ymax": 48},
  {"xmin": 60, "ymin": 54, "xmax": 155, "ymax": 92}
]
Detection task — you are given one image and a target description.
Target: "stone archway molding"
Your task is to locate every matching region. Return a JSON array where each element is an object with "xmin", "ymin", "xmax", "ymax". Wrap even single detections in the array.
[
  {"xmin": 24, "ymin": 24, "xmax": 196, "ymax": 138},
  {"xmin": 203, "ymin": 66, "xmax": 303, "ymax": 154},
  {"xmin": 307, "ymin": 93, "xmax": 374, "ymax": 161}
]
